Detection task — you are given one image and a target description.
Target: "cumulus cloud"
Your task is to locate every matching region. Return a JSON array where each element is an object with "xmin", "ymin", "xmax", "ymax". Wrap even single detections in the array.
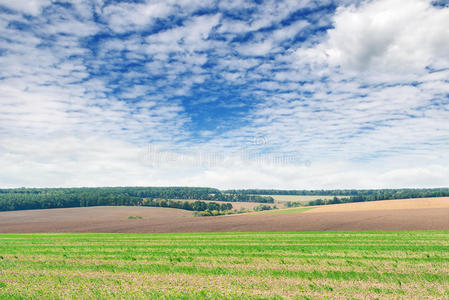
[{"xmin": 325, "ymin": 0, "xmax": 449, "ymax": 72}]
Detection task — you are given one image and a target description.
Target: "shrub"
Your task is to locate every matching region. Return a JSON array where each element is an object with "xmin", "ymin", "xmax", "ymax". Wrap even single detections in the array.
[{"xmin": 254, "ymin": 204, "xmax": 273, "ymax": 211}]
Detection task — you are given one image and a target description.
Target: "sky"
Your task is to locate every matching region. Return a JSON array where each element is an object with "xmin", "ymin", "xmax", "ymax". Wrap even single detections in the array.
[{"xmin": 0, "ymin": 0, "xmax": 449, "ymax": 189}]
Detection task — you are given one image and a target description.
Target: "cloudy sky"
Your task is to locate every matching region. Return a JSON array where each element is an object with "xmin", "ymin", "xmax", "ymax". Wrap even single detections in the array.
[{"xmin": 1, "ymin": 0, "xmax": 449, "ymax": 189}]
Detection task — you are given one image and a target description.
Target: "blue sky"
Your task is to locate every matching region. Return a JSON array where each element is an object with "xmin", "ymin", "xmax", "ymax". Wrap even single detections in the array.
[{"xmin": 1, "ymin": 0, "xmax": 449, "ymax": 189}]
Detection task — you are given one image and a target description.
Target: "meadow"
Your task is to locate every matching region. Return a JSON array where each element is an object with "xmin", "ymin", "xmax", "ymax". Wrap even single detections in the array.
[{"xmin": 0, "ymin": 231, "xmax": 448, "ymax": 299}]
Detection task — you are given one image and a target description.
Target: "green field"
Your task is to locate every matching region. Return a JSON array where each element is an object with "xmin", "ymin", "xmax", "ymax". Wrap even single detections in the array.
[
  {"xmin": 260, "ymin": 207, "xmax": 314, "ymax": 214},
  {"xmin": 0, "ymin": 231, "xmax": 448, "ymax": 299}
]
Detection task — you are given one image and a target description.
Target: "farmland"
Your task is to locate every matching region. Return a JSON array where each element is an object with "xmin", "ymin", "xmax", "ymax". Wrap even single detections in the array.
[
  {"xmin": 0, "ymin": 231, "xmax": 448, "ymax": 299},
  {"xmin": 259, "ymin": 207, "xmax": 314, "ymax": 214},
  {"xmin": 1, "ymin": 197, "xmax": 449, "ymax": 233},
  {"xmin": 1, "ymin": 197, "xmax": 449, "ymax": 299},
  {"xmin": 306, "ymin": 196, "xmax": 449, "ymax": 213},
  {"xmin": 259, "ymin": 195, "xmax": 336, "ymax": 205},
  {"xmin": 181, "ymin": 199, "xmax": 272, "ymax": 210}
]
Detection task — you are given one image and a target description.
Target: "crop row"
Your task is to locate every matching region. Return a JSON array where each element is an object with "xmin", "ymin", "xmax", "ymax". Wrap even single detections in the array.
[{"xmin": 0, "ymin": 231, "xmax": 448, "ymax": 299}]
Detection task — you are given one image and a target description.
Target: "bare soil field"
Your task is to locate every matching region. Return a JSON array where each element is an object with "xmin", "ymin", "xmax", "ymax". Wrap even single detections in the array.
[
  {"xmin": 306, "ymin": 196, "xmax": 449, "ymax": 213},
  {"xmin": 0, "ymin": 207, "xmax": 192, "ymax": 233},
  {"xmin": 1, "ymin": 197, "xmax": 449, "ymax": 233}
]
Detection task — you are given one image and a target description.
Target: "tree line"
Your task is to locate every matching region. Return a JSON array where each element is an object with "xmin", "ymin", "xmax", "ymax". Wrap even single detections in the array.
[
  {"xmin": 307, "ymin": 189, "xmax": 449, "ymax": 206},
  {"xmin": 141, "ymin": 198, "xmax": 232, "ymax": 212},
  {"xmin": 2, "ymin": 186, "xmax": 447, "ymax": 212},
  {"xmin": 225, "ymin": 188, "xmax": 449, "ymax": 198},
  {"xmin": 0, "ymin": 187, "xmax": 270, "ymax": 212}
]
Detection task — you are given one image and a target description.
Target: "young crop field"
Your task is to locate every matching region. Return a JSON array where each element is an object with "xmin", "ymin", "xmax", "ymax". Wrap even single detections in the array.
[
  {"xmin": 256, "ymin": 207, "xmax": 314, "ymax": 215},
  {"xmin": 0, "ymin": 231, "xmax": 448, "ymax": 299}
]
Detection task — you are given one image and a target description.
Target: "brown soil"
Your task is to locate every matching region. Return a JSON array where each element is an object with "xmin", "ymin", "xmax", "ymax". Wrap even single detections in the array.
[
  {"xmin": 305, "ymin": 197, "xmax": 449, "ymax": 213},
  {"xmin": 1, "ymin": 198, "xmax": 449, "ymax": 233}
]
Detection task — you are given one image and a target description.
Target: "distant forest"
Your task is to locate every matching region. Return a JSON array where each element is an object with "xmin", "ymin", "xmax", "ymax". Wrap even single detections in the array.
[
  {"xmin": 226, "ymin": 188, "xmax": 449, "ymax": 205},
  {"xmin": 0, "ymin": 186, "xmax": 448, "ymax": 212},
  {"xmin": 0, "ymin": 187, "xmax": 273, "ymax": 212}
]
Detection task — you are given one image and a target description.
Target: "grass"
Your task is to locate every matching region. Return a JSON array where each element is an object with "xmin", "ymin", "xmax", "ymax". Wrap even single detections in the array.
[
  {"xmin": 0, "ymin": 231, "xmax": 448, "ymax": 299},
  {"xmin": 127, "ymin": 216, "xmax": 142, "ymax": 219}
]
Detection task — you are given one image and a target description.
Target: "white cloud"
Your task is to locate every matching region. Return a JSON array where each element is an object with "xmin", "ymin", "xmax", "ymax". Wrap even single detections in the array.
[
  {"xmin": 103, "ymin": 1, "xmax": 173, "ymax": 33},
  {"xmin": 1, "ymin": 0, "xmax": 449, "ymax": 189},
  {"xmin": 325, "ymin": 0, "xmax": 449, "ymax": 73},
  {"xmin": 146, "ymin": 14, "xmax": 221, "ymax": 53},
  {"xmin": 271, "ymin": 20, "xmax": 309, "ymax": 42},
  {"xmin": 3, "ymin": 134, "xmax": 447, "ymax": 189},
  {"xmin": 0, "ymin": 0, "xmax": 51, "ymax": 15},
  {"xmin": 238, "ymin": 40, "xmax": 273, "ymax": 56},
  {"xmin": 102, "ymin": 0, "xmax": 218, "ymax": 33}
]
